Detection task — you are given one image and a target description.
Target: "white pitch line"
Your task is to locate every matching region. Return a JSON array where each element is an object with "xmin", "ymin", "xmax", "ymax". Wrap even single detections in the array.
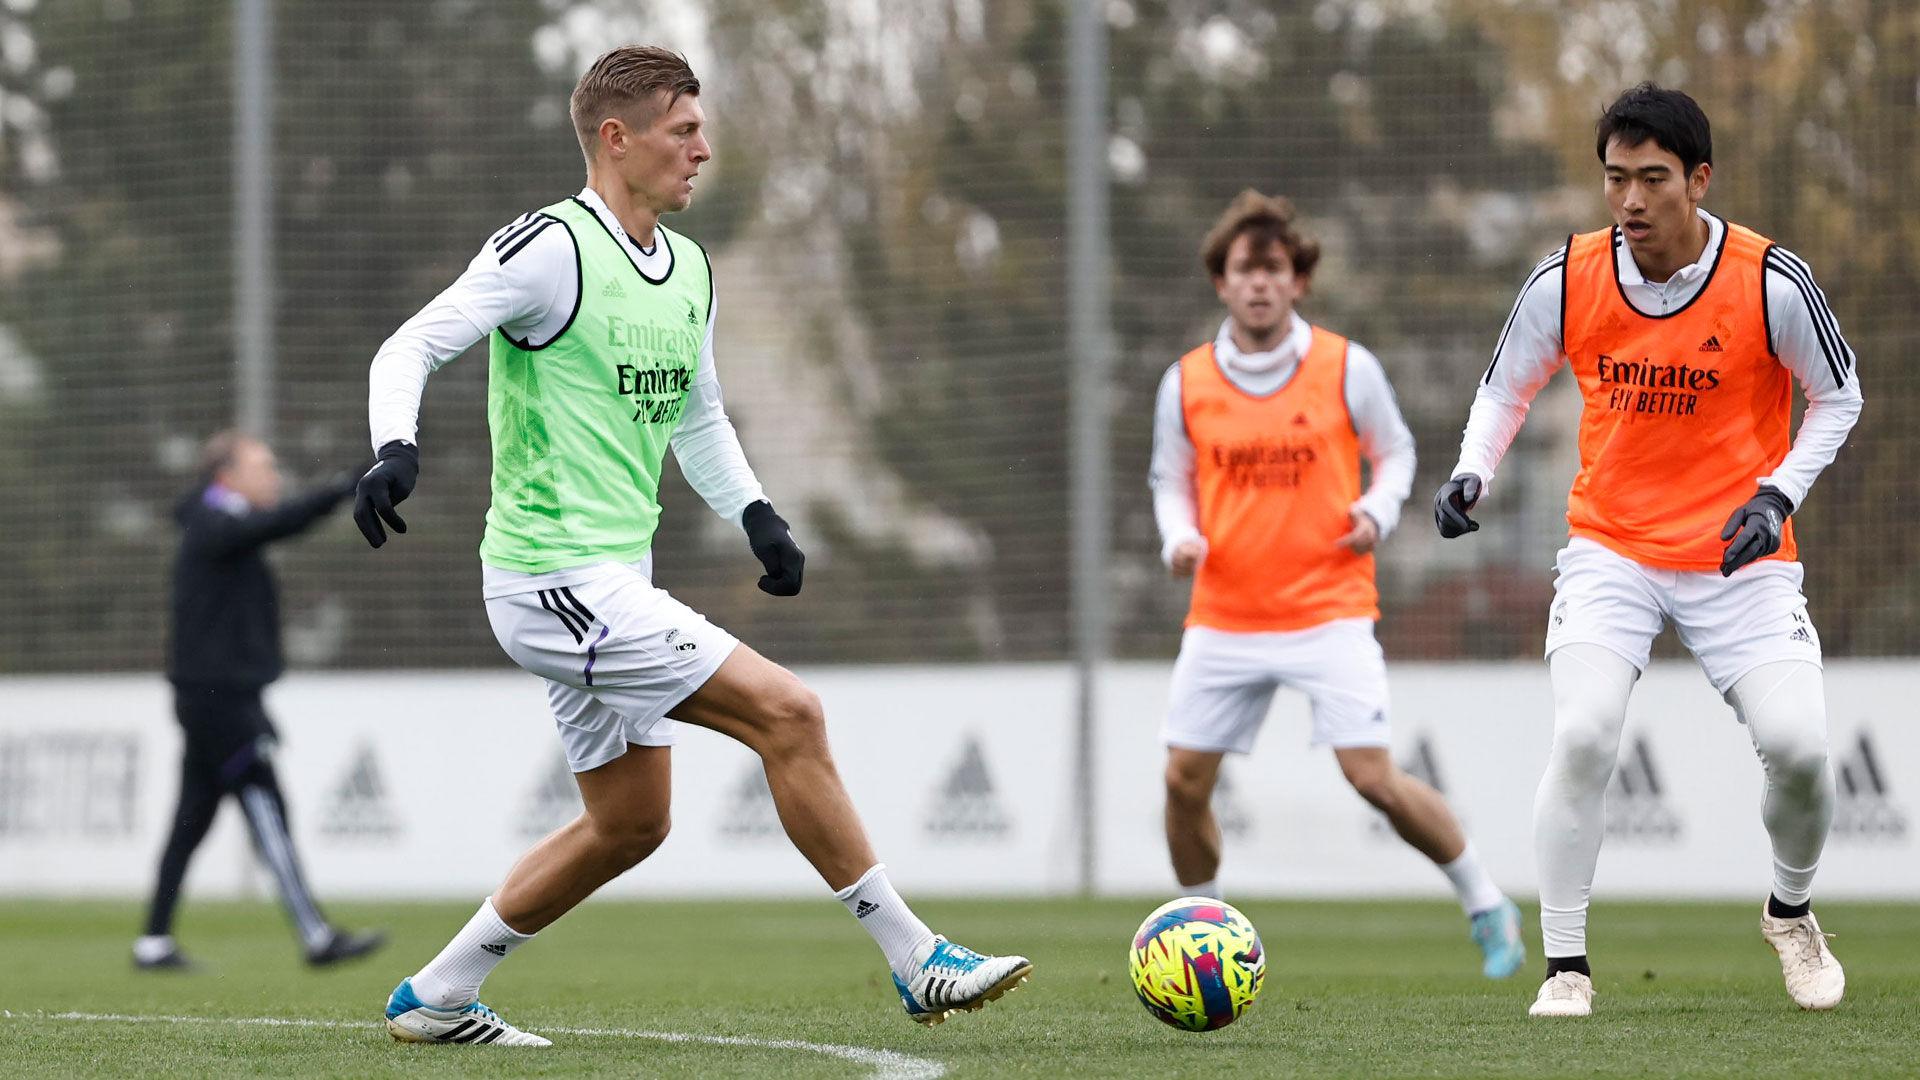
[{"xmin": 4, "ymin": 1010, "xmax": 946, "ymax": 1080}]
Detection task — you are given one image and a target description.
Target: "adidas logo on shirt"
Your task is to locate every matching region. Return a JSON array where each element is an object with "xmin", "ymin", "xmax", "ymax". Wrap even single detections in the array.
[
  {"xmin": 602, "ymin": 279, "xmax": 627, "ymax": 299},
  {"xmin": 1291, "ymin": 413, "xmax": 1309, "ymax": 426},
  {"xmin": 1698, "ymin": 335, "xmax": 1724, "ymax": 352}
]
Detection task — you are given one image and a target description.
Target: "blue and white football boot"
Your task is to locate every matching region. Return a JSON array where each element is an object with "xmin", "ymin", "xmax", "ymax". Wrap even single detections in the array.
[
  {"xmin": 1470, "ymin": 898, "xmax": 1527, "ymax": 979},
  {"xmin": 893, "ymin": 936, "xmax": 1033, "ymax": 1025},
  {"xmin": 384, "ymin": 977, "xmax": 552, "ymax": 1046}
]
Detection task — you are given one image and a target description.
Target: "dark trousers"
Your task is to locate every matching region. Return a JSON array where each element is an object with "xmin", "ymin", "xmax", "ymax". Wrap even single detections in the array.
[{"xmin": 145, "ymin": 684, "xmax": 331, "ymax": 950}]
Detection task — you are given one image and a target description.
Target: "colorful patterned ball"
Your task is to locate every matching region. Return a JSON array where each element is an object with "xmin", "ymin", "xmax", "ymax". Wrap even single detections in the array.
[{"xmin": 1127, "ymin": 897, "xmax": 1266, "ymax": 1031}]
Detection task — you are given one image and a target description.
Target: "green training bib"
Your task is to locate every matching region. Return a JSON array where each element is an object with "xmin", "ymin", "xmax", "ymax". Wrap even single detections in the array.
[{"xmin": 480, "ymin": 197, "xmax": 713, "ymax": 573}]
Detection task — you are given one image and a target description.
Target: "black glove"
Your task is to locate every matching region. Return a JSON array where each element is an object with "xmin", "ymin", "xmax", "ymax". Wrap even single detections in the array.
[
  {"xmin": 353, "ymin": 440, "xmax": 419, "ymax": 548},
  {"xmin": 742, "ymin": 500, "xmax": 804, "ymax": 596},
  {"xmin": 1720, "ymin": 487, "xmax": 1793, "ymax": 577},
  {"xmin": 1433, "ymin": 474, "xmax": 1484, "ymax": 538}
]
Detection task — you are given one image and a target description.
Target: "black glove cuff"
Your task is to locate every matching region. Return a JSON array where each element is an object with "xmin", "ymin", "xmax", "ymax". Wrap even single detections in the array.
[
  {"xmin": 376, "ymin": 440, "xmax": 419, "ymax": 468},
  {"xmin": 742, "ymin": 499, "xmax": 779, "ymax": 533},
  {"xmin": 1754, "ymin": 487, "xmax": 1794, "ymax": 517}
]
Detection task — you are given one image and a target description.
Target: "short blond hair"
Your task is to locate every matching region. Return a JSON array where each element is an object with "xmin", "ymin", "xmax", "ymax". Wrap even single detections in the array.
[
  {"xmin": 1199, "ymin": 190, "xmax": 1321, "ymax": 280},
  {"xmin": 569, "ymin": 46, "xmax": 701, "ymax": 162}
]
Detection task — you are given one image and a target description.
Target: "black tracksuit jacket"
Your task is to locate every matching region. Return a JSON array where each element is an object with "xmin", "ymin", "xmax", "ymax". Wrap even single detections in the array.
[{"xmin": 167, "ymin": 480, "xmax": 351, "ymax": 689}]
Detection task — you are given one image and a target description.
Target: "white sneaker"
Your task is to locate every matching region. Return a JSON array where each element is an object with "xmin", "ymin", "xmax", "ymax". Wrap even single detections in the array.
[
  {"xmin": 1528, "ymin": 971, "xmax": 1595, "ymax": 1016},
  {"xmin": 384, "ymin": 977, "xmax": 552, "ymax": 1046},
  {"xmin": 892, "ymin": 936, "xmax": 1033, "ymax": 1025},
  {"xmin": 1760, "ymin": 907, "xmax": 1845, "ymax": 1010}
]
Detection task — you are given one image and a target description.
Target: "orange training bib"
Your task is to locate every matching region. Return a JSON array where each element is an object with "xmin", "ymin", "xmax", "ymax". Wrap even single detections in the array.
[
  {"xmin": 1182, "ymin": 327, "xmax": 1379, "ymax": 633},
  {"xmin": 1561, "ymin": 221, "xmax": 1793, "ymax": 570}
]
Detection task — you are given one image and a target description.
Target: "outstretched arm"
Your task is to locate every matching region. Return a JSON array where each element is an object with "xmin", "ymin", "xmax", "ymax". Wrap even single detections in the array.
[{"xmin": 188, "ymin": 477, "xmax": 357, "ymax": 559}]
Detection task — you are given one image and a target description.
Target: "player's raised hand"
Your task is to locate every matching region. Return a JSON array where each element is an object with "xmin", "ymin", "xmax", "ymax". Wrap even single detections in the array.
[
  {"xmin": 1433, "ymin": 474, "xmax": 1483, "ymax": 539},
  {"xmin": 1719, "ymin": 487, "xmax": 1793, "ymax": 577},
  {"xmin": 353, "ymin": 440, "xmax": 419, "ymax": 548},
  {"xmin": 1334, "ymin": 509, "xmax": 1381, "ymax": 554},
  {"xmin": 1168, "ymin": 537, "xmax": 1208, "ymax": 577},
  {"xmin": 743, "ymin": 499, "xmax": 805, "ymax": 596}
]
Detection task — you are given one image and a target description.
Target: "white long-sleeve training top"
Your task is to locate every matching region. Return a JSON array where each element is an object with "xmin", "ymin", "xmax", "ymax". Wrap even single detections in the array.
[
  {"xmin": 1450, "ymin": 209, "xmax": 1862, "ymax": 510},
  {"xmin": 1148, "ymin": 313, "xmax": 1418, "ymax": 565},
  {"xmin": 366, "ymin": 188, "xmax": 768, "ymax": 592}
]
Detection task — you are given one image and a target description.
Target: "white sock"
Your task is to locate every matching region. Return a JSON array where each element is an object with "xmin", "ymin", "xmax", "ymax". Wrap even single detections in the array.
[
  {"xmin": 409, "ymin": 897, "xmax": 534, "ymax": 1009},
  {"xmin": 835, "ymin": 864, "xmax": 936, "ymax": 979},
  {"xmin": 1438, "ymin": 843, "xmax": 1504, "ymax": 916},
  {"xmin": 1180, "ymin": 880, "xmax": 1222, "ymax": 900},
  {"xmin": 133, "ymin": 935, "xmax": 176, "ymax": 963}
]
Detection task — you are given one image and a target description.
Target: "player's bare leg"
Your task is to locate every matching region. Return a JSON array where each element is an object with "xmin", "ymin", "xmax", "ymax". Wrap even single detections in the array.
[
  {"xmin": 670, "ymin": 645, "xmax": 875, "ymax": 887},
  {"xmin": 1334, "ymin": 747, "xmax": 1464, "ymax": 861},
  {"xmin": 1337, "ymin": 746, "xmax": 1524, "ymax": 978},
  {"xmin": 386, "ymin": 746, "xmax": 673, "ymax": 1045},
  {"xmin": 1163, "ymin": 748, "xmax": 1226, "ymax": 897},
  {"xmin": 672, "ymin": 644, "xmax": 1030, "ymax": 1023},
  {"xmin": 493, "ymin": 745, "xmax": 673, "ymax": 932}
]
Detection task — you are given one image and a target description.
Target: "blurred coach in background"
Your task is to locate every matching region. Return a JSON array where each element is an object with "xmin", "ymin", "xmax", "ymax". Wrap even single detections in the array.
[{"xmin": 134, "ymin": 431, "xmax": 385, "ymax": 971}]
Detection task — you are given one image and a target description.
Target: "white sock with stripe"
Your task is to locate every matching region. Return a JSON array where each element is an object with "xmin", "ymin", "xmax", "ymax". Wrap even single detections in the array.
[
  {"xmin": 835, "ymin": 864, "xmax": 937, "ymax": 980},
  {"xmin": 410, "ymin": 897, "xmax": 534, "ymax": 1010}
]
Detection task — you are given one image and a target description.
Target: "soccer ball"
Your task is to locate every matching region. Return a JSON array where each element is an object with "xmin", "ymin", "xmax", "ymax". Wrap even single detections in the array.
[{"xmin": 1128, "ymin": 897, "xmax": 1265, "ymax": 1031}]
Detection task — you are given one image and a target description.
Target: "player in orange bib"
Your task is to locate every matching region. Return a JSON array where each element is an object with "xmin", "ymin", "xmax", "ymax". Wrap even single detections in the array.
[
  {"xmin": 1434, "ymin": 85, "xmax": 1862, "ymax": 1017},
  {"xmin": 1151, "ymin": 191, "xmax": 1524, "ymax": 978}
]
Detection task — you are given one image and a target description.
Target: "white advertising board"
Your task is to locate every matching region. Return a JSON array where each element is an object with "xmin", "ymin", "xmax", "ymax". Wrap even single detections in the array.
[{"xmin": 0, "ymin": 661, "xmax": 1912, "ymax": 900}]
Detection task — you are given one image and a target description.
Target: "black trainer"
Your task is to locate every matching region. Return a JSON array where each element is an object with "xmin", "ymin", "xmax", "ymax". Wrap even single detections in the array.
[
  {"xmin": 134, "ymin": 947, "xmax": 196, "ymax": 972},
  {"xmin": 306, "ymin": 928, "xmax": 387, "ymax": 968}
]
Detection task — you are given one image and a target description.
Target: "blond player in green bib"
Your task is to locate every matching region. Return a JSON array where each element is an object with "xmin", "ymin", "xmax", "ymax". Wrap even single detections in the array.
[{"xmin": 359, "ymin": 46, "xmax": 1030, "ymax": 1046}]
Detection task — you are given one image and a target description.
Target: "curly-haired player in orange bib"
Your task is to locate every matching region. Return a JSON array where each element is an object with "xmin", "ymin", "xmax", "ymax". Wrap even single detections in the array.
[{"xmin": 1150, "ymin": 192, "xmax": 1525, "ymax": 979}]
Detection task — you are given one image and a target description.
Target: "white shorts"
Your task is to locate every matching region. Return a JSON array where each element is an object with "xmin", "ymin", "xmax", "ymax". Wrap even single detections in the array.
[
  {"xmin": 1544, "ymin": 536, "xmax": 1822, "ymax": 693},
  {"xmin": 485, "ymin": 561, "xmax": 739, "ymax": 773},
  {"xmin": 1163, "ymin": 618, "xmax": 1392, "ymax": 754}
]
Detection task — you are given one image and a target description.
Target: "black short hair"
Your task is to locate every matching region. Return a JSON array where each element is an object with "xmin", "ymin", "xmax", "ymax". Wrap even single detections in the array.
[{"xmin": 1595, "ymin": 83, "xmax": 1712, "ymax": 177}]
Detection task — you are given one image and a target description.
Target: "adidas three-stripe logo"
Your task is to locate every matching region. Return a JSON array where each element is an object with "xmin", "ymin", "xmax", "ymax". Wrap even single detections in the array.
[
  {"xmin": 1698, "ymin": 335, "xmax": 1723, "ymax": 352},
  {"xmin": 440, "ymin": 1018, "xmax": 507, "ymax": 1044},
  {"xmin": 491, "ymin": 212, "xmax": 559, "ymax": 265},
  {"xmin": 1764, "ymin": 246, "xmax": 1854, "ymax": 388},
  {"xmin": 536, "ymin": 587, "xmax": 597, "ymax": 644}
]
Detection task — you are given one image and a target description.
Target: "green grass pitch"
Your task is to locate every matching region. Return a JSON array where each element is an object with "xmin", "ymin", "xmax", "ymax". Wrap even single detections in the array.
[{"xmin": 2, "ymin": 898, "xmax": 1914, "ymax": 1078}]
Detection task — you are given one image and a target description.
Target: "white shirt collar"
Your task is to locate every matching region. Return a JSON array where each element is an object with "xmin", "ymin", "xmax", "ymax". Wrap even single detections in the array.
[
  {"xmin": 1213, "ymin": 311, "xmax": 1311, "ymax": 375},
  {"xmin": 577, "ymin": 186, "xmax": 661, "ymax": 257},
  {"xmin": 1616, "ymin": 207, "xmax": 1722, "ymax": 287}
]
